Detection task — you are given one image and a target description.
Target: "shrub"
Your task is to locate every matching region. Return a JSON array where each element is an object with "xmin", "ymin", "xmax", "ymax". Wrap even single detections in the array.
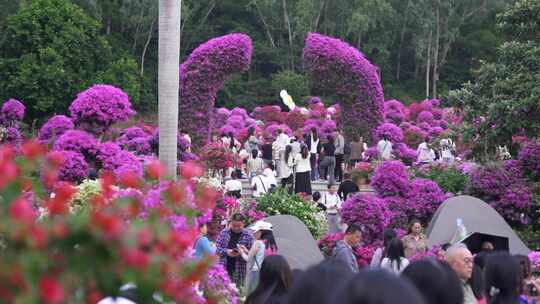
[
  {"xmin": 270, "ymin": 70, "xmax": 310, "ymax": 101},
  {"xmin": 0, "ymin": 0, "xmax": 113, "ymax": 120},
  {"xmin": 0, "ymin": 98, "xmax": 25, "ymax": 127},
  {"xmin": 71, "ymin": 179, "xmax": 101, "ymax": 213},
  {"xmin": 340, "ymin": 193, "xmax": 392, "ymax": 244},
  {"xmin": 518, "ymin": 140, "xmax": 540, "ymax": 181},
  {"xmin": 414, "ymin": 164, "xmax": 469, "ymax": 194},
  {"xmin": 370, "ymin": 161, "xmax": 410, "ymax": 197},
  {"xmin": 38, "ymin": 115, "xmax": 74, "ymax": 145},
  {"xmin": 69, "ymin": 84, "xmax": 135, "ymax": 133},
  {"xmin": 374, "ymin": 123, "xmax": 404, "ymax": 143},
  {"xmin": 56, "ymin": 150, "xmax": 89, "ymax": 183},
  {"xmin": 53, "ymin": 130, "xmax": 98, "ymax": 160},
  {"xmin": 406, "ymin": 178, "xmax": 447, "ymax": 223},
  {"xmin": 256, "ymin": 189, "xmax": 326, "ymax": 238}
]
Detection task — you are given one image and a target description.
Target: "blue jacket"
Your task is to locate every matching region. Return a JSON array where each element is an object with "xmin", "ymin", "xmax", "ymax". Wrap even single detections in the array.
[{"xmin": 333, "ymin": 240, "xmax": 359, "ymax": 273}]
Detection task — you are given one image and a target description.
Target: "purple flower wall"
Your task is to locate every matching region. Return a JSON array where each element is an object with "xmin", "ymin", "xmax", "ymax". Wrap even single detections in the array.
[
  {"xmin": 302, "ymin": 33, "xmax": 384, "ymax": 141},
  {"xmin": 179, "ymin": 33, "xmax": 252, "ymax": 147}
]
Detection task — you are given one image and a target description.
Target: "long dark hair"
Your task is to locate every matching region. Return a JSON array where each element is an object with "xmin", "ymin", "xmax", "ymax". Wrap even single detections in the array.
[
  {"xmin": 381, "ymin": 228, "xmax": 397, "ymax": 260},
  {"xmin": 484, "ymin": 253, "xmax": 521, "ymax": 304},
  {"xmin": 311, "ymin": 128, "xmax": 318, "ymax": 141},
  {"xmin": 246, "ymin": 255, "xmax": 292, "ymax": 304},
  {"xmin": 261, "ymin": 230, "xmax": 278, "ymax": 252},
  {"xmin": 228, "ymin": 132, "xmax": 235, "ymax": 150},
  {"xmin": 301, "ymin": 146, "xmax": 309, "ymax": 159},
  {"xmin": 284, "ymin": 145, "xmax": 292, "ymax": 164},
  {"xmin": 407, "ymin": 219, "xmax": 422, "ymax": 234},
  {"xmin": 386, "ymin": 238, "xmax": 406, "ymax": 271}
]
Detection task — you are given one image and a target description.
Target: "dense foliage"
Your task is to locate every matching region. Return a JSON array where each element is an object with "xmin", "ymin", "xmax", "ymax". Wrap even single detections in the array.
[
  {"xmin": 0, "ymin": 0, "xmax": 140, "ymax": 121},
  {"xmin": 255, "ymin": 189, "xmax": 326, "ymax": 239}
]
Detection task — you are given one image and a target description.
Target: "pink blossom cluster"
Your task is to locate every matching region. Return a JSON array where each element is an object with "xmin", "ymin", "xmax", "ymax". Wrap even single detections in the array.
[{"xmin": 0, "ymin": 98, "xmax": 25, "ymax": 146}]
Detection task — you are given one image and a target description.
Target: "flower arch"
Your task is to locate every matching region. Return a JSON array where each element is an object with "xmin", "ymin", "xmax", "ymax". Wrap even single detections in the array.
[
  {"xmin": 302, "ymin": 33, "xmax": 384, "ymax": 140},
  {"xmin": 179, "ymin": 33, "xmax": 253, "ymax": 146}
]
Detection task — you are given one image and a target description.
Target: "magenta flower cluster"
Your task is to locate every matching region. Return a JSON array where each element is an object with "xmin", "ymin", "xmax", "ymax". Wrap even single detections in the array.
[
  {"xmin": 374, "ymin": 123, "xmax": 404, "ymax": 143},
  {"xmin": 69, "ymin": 84, "xmax": 135, "ymax": 133},
  {"xmin": 179, "ymin": 33, "xmax": 253, "ymax": 146},
  {"xmin": 518, "ymin": 140, "xmax": 540, "ymax": 180},
  {"xmin": 302, "ymin": 33, "xmax": 384, "ymax": 141},
  {"xmin": 406, "ymin": 178, "xmax": 447, "ymax": 222},
  {"xmin": 0, "ymin": 98, "xmax": 25, "ymax": 127},
  {"xmin": 467, "ymin": 163, "xmax": 533, "ymax": 223},
  {"xmin": 340, "ymin": 193, "xmax": 392, "ymax": 244},
  {"xmin": 38, "ymin": 115, "xmax": 75, "ymax": 144},
  {"xmin": 201, "ymin": 264, "xmax": 238, "ymax": 304},
  {"xmin": 370, "ymin": 161, "xmax": 410, "ymax": 197},
  {"xmin": 55, "ymin": 150, "xmax": 89, "ymax": 183},
  {"xmin": 53, "ymin": 130, "xmax": 99, "ymax": 159}
]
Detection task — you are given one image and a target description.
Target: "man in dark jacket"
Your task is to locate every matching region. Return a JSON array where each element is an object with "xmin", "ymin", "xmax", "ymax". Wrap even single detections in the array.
[
  {"xmin": 333, "ymin": 224, "xmax": 362, "ymax": 273},
  {"xmin": 338, "ymin": 173, "xmax": 359, "ymax": 201}
]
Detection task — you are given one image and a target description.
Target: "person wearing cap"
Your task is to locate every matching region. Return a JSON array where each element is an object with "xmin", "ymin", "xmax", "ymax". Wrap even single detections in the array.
[{"xmin": 239, "ymin": 220, "xmax": 278, "ymax": 294}]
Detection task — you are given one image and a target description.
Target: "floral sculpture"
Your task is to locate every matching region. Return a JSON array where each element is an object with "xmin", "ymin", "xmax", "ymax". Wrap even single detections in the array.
[
  {"xmin": 69, "ymin": 84, "xmax": 135, "ymax": 133},
  {"xmin": 0, "ymin": 98, "xmax": 25, "ymax": 127},
  {"xmin": 370, "ymin": 161, "xmax": 410, "ymax": 197},
  {"xmin": 340, "ymin": 193, "xmax": 391, "ymax": 244},
  {"xmin": 302, "ymin": 33, "xmax": 384, "ymax": 140},
  {"xmin": 179, "ymin": 33, "xmax": 252, "ymax": 146}
]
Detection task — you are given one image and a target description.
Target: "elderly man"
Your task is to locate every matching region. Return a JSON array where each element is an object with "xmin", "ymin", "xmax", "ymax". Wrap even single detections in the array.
[
  {"xmin": 216, "ymin": 213, "xmax": 254, "ymax": 287},
  {"xmin": 446, "ymin": 244, "xmax": 477, "ymax": 304}
]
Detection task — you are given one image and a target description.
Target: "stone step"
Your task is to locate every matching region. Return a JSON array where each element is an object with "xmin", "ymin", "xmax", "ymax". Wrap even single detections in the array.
[{"xmin": 239, "ymin": 179, "xmax": 373, "ymax": 198}]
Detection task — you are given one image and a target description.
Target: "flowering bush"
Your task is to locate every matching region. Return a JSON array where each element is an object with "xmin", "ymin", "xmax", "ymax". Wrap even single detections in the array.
[
  {"xmin": 350, "ymin": 162, "xmax": 372, "ymax": 183},
  {"xmin": 201, "ymin": 264, "xmax": 238, "ymax": 304},
  {"xmin": 354, "ymin": 244, "xmax": 377, "ymax": 268},
  {"xmin": 384, "ymin": 99, "xmax": 407, "ymax": 124},
  {"xmin": 71, "ymin": 179, "xmax": 101, "ymax": 213},
  {"xmin": 302, "ymin": 33, "xmax": 384, "ymax": 141},
  {"xmin": 179, "ymin": 34, "xmax": 253, "ymax": 146},
  {"xmin": 200, "ymin": 142, "xmax": 234, "ymax": 174},
  {"xmin": 374, "ymin": 122, "xmax": 404, "ymax": 143},
  {"xmin": 53, "ymin": 130, "xmax": 98, "ymax": 159},
  {"xmin": 239, "ymin": 199, "xmax": 267, "ymax": 226},
  {"xmin": 69, "ymin": 84, "xmax": 135, "ymax": 133},
  {"xmin": 256, "ymin": 189, "xmax": 326, "ymax": 238},
  {"xmin": 318, "ymin": 232, "xmax": 344, "ymax": 258},
  {"xmin": 518, "ymin": 140, "xmax": 540, "ymax": 180},
  {"xmin": 370, "ymin": 161, "xmax": 410, "ymax": 197},
  {"xmin": 467, "ymin": 163, "xmax": 533, "ymax": 224},
  {"xmin": 56, "ymin": 150, "xmax": 89, "ymax": 183},
  {"xmin": 0, "ymin": 141, "xmax": 216, "ymax": 303},
  {"xmin": 406, "ymin": 178, "xmax": 447, "ymax": 223},
  {"xmin": 394, "ymin": 143, "xmax": 417, "ymax": 166},
  {"xmin": 38, "ymin": 115, "xmax": 74, "ymax": 145},
  {"xmin": 529, "ymin": 251, "xmax": 540, "ymax": 272},
  {"xmin": 0, "ymin": 98, "xmax": 25, "ymax": 127},
  {"xmin": 413, "ymin": 163, "xmax": 469, "ymax": 194},
  {"xmin": 403, "ymin": 126, "xmax": 426, "ymax": 148},
  {"xmin": 340, "ymin": 193, "xmax": 391, "ymax": 244},
  {"xmin": 409, "ymin": 245, "xmax": 442, "ymax": 262}
]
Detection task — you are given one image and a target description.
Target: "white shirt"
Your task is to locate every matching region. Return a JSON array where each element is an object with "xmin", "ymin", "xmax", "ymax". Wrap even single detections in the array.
[
  {"xmin": 323, "ymin": 192, "xmax": 342, "ymax": 214},
  {"xmin": 417, "ymin": 142, "xmax": 434, "ymax": 163},
  {"xmin": 294, "ymin": 154, "xmax": 311, "ymax": 173},
  {"xmin": 225, "ymin": 179, "xmax": 242, "ymax": 192},
  {"xmin": 310, "ymin": 136, "xmax": 319, "ymax": 154},
  {"xmin": 381, "ymin": 257, "xmax": 410, "ymax": 274},
  {"xmin": 276, "ymin": 133, "xmax": 290, "ymax": 152},
  {"xmin": 377, "ymin": 139, "xmax": 393, "ymax": 160},
  {"xmin": 251, "ymin": 175, "xmax": 271, "ymax": 197},
  {"xmin": 291, "ymin": 141, "xmax": 301, "ymax": 157},
  {"xmin": 281, "ymin": 155, "xmax": 295, "ymax": 178},
  {"xmin": 440, "ymin": 138, "xmax": 454, "ymax": 159}
]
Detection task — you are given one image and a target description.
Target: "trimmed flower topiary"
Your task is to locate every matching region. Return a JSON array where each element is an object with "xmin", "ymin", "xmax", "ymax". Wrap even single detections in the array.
[
  {"xmin": 302, "ymin": 33, "xmax": 384, "ymax": 141},
  {"xmin": 0, "ymin": 98, "xmax": 25, "ymax": 126},
  {"xmin": 375, "ymin": 123, "xmax": 404, "ymax": 143},
  {"xmin": 56, "ymin": 150, "xmax": 89, "ymax": 183},
  {"xmin": 370, "ymin": 161, "xmax": 410, "ymax": 197},
  {"xmin": 384, "ymin": 99, "xmax": 407, "ymax": 124},
  {"xmin": 69, "ymin": 84, "xmax": 135, "ymax": 133},
  {"xmin": 53, "ymin": 130, "xmax": 98, "ymax": 159},
  {"xmin": 179, "ymin": 33, "xmax": 253, "ymax": 147},
  {"xmin": 340, "ymin": 193, "xmax": 391, "ymax": 244},
  {"xmin": 38, "ymin": 115, "xmax": 74, "ymax": 145}
]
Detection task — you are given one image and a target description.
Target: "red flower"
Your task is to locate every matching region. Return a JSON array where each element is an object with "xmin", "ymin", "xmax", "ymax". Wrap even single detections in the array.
[
  {"xmin": 179, "ymin": 161, "xmax": 204, "ymax": 179},
  {"xmin": 47, "ymin": 183, "xmax": 77, "ymax": 215},
  {"xmin": 118, "ymin": 171, "xmax": 142, "ymax": 189},
  {"xmin": 22, "ymin": 140, "xmax": 46, "ymax": 159},
  {"xmin": 137, "ymin": 227, "xmax": 153, "ymax": 247},
  {"xmin": 39, "ymin": 277, "xmax": 65, "ymax": 304},
  {"xmin": 166, "ymin": 182, "xmax": 187, "ymax": 204},
  {"xmin": 122, "ymin": 248, "xmax": 150, "ymax": 269},
  {"xmin": 9, "ymin": 198, "xmax": 35, "ymax": 225},
  {"xmin": 30, "ymin": 226, "xmax": 48, "ymax": 248},
  {"xmin": 0, "ymin": 147, "xmax": 19, "ymax": 189},
  {"xmin": 147, "ymin": 160, "xmax": 165, "ymax": 180},
  {"xmin": 46, "ymin": 151, "xmax": 64, "ymax": 168},
  {"xmin": 91, "ymin": 212, "xmax": 124, "ymax": 240}
]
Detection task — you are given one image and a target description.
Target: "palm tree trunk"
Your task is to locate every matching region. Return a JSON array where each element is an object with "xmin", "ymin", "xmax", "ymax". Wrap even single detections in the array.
[{"xmin": 158, "ymin": 0, "xmax": 181, "ymax": 179}]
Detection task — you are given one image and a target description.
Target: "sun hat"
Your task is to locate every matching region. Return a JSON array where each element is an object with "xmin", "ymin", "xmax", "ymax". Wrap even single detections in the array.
[{"xmin": 250, "ymin": 220, "xmax": 273, "ymax": 233}]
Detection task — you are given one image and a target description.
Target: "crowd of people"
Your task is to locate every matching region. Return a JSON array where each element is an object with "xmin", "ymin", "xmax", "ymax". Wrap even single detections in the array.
[{"xmin": 196, "ymin": 212, "xmax": 540, "ymax": 304}]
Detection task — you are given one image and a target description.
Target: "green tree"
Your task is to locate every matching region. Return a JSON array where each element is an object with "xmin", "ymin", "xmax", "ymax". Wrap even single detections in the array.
[
  {"xmin": 271, "ymin": 70, "xmax": 309, "ymax": 102},
  {"xmin": 447, "ymin": 0, "xmax": 540, "ymax": 159},
  {"xmin": 0, "ymin": 0, "xmax": 112, "ymax": 120}
]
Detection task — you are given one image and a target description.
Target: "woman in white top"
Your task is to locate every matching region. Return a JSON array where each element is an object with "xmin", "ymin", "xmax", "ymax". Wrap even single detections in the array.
[
  {"xmin": 280, "ymin": 145, "xmax": 295, "ymax": 189},
  {"xmin": 294, "ymin": 146, "xmax": 312, "ymax": 195},
  {"xmin": 381, "ymin": 238, "xmax": 410, "ymax": 274},
  {"xmin": 239, "ymin": 220, "xmax": 278, "ymax": 294}
]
